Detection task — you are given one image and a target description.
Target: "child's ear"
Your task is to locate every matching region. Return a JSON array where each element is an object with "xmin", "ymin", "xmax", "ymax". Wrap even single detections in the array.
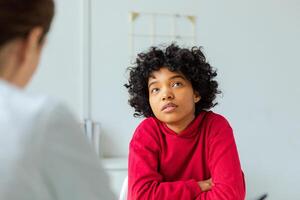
[{"xmin": 194, "ymin": 91, "xmax": 201, "ymax": 103}]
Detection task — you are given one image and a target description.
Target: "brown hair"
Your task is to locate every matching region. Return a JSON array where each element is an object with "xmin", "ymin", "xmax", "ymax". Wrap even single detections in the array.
[{"xmin": 0, "ymin": 0, "xmax": 55, "ymax": 47}]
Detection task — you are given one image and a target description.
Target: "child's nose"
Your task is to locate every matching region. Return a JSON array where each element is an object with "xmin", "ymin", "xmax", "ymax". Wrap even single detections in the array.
[{"xmin": 161, "ymin": 89, "xmax": 174, "ymax": 101}]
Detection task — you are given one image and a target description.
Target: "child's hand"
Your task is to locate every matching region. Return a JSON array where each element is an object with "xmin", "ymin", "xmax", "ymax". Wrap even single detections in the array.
[{"xmin": 197, "ymin": 178, "xmax": 214, "ymax": 192}]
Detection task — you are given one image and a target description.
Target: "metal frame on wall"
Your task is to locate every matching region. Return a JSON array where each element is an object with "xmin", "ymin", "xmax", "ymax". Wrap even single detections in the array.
[{"xmin": 129, "ymin": 11, "xmax": 197, "ymax": 57}]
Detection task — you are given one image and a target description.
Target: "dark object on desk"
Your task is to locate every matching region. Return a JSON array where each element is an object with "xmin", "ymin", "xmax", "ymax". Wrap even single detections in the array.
[{"xmin": 257, "ymin": 193, "xmax": 268, "ymax": 200}]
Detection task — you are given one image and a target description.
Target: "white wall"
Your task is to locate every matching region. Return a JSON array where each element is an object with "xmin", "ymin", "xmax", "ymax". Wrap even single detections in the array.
[
  {"xmin": 27, "ymin": 0, "xmax": 300, "ymax": 199},
  {"xmin": 27, "ymin": 0, "xmax": 86, "ymax": 119}
]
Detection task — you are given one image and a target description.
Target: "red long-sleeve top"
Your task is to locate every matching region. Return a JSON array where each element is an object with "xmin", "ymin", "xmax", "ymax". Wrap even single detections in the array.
[{"xmin": 128, "ymin": 111, "xmax": 245, "ymax": 200}]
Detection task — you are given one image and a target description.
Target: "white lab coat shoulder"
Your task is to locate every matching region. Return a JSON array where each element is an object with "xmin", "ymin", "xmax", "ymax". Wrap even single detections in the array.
[{"xmin": 0, "ymin": 81, "xmax": 115, "ymax": 200}]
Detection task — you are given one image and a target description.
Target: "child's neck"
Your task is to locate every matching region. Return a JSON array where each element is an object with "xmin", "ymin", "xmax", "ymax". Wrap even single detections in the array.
[
  {"xmin": 165, "ymin": 115, "xmax": 195, "ymax": 134},
  {"xmin": 166, "ymin": 124, "xmax": 186, "ymax": 134}
]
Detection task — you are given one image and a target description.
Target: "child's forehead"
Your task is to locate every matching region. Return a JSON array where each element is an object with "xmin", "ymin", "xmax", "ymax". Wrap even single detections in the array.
[{"xmin": 148, "ymin": 67, "xmax": 184, "ymax": 79}]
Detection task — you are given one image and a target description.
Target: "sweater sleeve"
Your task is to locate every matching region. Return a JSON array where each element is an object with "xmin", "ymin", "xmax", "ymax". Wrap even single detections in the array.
[
  {"xmin": 128, "ymin": 127, "xmax": 202, "ymax": 200},
  {"xmin": 195, "ymin": 118, "xmax": 246, "ymax": 200}
]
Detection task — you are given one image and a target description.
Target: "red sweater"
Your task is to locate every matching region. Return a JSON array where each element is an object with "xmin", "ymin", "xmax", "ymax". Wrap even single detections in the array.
[{"xmin": 128, "ymin": 111, "xmax": 245, "ymax": 200}]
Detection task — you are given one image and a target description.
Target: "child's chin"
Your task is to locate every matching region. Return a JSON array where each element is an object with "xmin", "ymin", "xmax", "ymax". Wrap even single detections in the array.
[{"xmin": 158, "ymin": 116, "xmax": 180, "ymax": 124}]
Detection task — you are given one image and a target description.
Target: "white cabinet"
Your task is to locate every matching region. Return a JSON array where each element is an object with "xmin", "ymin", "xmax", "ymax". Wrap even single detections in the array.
[{"xmin": 102, "ymin": 157, "xmax": 127, "ymax": 197}]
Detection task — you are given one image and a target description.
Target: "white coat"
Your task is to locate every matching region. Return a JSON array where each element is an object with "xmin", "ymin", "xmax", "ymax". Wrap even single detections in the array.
[{"xmin": 0, "ymin": 80, "xmax": 115, "ymax": 200}]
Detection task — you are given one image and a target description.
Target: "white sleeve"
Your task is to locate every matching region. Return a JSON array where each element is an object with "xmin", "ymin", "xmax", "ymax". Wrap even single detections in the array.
[{"xmin": 34, "ymin": 102, "xmax": 116, "ymax": 200}]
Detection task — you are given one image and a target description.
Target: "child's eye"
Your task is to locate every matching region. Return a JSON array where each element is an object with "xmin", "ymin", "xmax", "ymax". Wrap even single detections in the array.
[
  {"xmin": 172, "ymin": 82, "xmax": 183, "ymax": 87},
  {"xmin": 151, "ymin": 88, "xmax": 160, "ymax": 94}
]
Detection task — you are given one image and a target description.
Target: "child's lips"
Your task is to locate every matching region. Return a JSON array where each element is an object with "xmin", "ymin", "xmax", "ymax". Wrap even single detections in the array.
[{"xmin": 161, "ymin": 103, "xmax": 178, "ymax": 112}]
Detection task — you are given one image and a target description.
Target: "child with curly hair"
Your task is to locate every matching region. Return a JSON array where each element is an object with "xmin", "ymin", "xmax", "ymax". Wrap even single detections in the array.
[{"xmin": 125, "ymin": 43, "xmax": 245, "ymax": 200}]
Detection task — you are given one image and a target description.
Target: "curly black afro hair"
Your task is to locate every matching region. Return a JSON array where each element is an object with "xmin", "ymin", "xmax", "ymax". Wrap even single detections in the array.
[{"xmin": 125, "ymin": 43, "xmax": 221, "ymax": 118}]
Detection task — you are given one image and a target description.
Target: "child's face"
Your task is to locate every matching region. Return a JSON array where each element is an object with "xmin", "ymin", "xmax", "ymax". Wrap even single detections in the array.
[{"xmin": 148, "ymin": 67, "xmax": 201, "ymax": 133}]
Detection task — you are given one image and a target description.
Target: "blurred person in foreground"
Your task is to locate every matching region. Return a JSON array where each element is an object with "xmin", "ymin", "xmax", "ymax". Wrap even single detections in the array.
[{"xmin": 0, "ymin": 0, "xmax": 115, "ymax": 199}]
